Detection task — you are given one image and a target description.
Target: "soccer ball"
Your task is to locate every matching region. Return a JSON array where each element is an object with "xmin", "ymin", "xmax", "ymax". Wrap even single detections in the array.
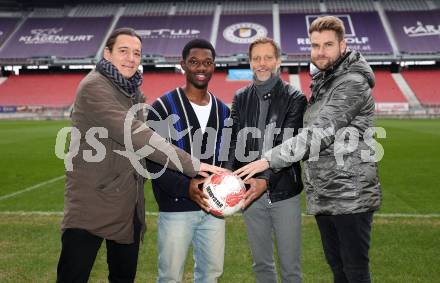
[{"xmin": 202, "ymin": 172, "xmax": 246, "ymax": 217}]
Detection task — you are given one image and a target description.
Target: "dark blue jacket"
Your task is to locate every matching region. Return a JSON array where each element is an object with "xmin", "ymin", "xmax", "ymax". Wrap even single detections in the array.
[{"xmin": 146, "ymin": 88, "xmax": 230, "ymax": 212}]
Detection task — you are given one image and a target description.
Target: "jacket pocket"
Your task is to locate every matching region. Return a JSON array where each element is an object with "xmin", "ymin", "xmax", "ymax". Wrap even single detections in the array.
[
  {"xmin": 305, "ymin": 155, "xmax": 360, "ymax": 200},
  {"xmin": 96, "ymin": 173, "xmax": 121, "ymax": 194}
]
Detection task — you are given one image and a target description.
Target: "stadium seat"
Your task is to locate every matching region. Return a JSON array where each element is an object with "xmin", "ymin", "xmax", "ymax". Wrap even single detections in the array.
[
  {"xmin": 141, "ymin": 71, "xmax": 290, "ymax": 105},
  {"xmin": 401, "ymin": 69, "xmax": 440, "ymax": 106},
  {"xmin": 299, "ymin": 70, "xmax": 313, "ymax": 100},
  {"xmin": 0, "ymin": 73, "xmax": 84, "ymax": 107},
  {"xmin": 372, "ymin": 70, "xmax": 407, "ymax": 103},
  {"xmin": 298, "ymin": 69, "xmax": 407, "ymax": 104}
]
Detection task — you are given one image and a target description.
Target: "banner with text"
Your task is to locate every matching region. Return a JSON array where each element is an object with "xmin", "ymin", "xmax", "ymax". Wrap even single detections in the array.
[
  {"xmin": 0, "ymin": 17, "xmax": 112, "ymax": 59},
  {"xmin": 116, "ymin": 15, "xmax": 213, "ymax": 57},
  {"xmin": 386, "ymin": 10, "xmax": 440, "ymax": 54},
  {"xmin": 280, "ymin": 12, "xmax": 392, "ymax": 55},
  {"xmin": 0, "ymin": 18, "xmax": 19, "ymax": 48}
]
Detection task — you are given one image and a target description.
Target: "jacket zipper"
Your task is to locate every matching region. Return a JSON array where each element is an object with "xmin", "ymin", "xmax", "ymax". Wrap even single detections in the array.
[{"xmin": 267, "ymin": 190, "xmax": 272, "ymax": 205}]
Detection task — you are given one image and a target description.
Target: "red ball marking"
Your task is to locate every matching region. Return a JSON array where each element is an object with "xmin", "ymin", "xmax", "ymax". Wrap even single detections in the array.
[
  {"xmin": 210, "ymin": 174, "xmax": 224, "ymax": 185},
  {"xmin": 210, "ymin": 209, "xmax": 223, "ymax": 217},
  {"xmin": 225, "ymin": 188, "xmax": 246, "ymax": 207}
]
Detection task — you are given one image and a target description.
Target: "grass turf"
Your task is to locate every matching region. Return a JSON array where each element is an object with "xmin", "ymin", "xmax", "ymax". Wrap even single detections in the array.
[{"xmin": 0, "ymin": 119, "xmax": 439, "ymax": 282}]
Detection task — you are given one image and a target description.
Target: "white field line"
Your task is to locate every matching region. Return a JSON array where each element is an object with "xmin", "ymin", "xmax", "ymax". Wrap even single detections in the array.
[
  {"xmin": 1, "ymin": 177, "xmax": 439, "ymax": 219},
  {"xmin": 0, "ymin": 175, "xmax": 64, "ymax": 202},
  {"xmin": 0, "ymin": 211, "xmax": 439, "ymax": 218}
]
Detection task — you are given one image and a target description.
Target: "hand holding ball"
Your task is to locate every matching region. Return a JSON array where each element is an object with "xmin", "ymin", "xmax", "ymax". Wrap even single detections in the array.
[{"xmin": 202, "ymin": 172, "xmax": 246, "ymax": 217}]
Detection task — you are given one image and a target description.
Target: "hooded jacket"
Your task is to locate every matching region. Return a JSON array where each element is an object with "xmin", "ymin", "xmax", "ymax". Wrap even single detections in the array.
[{"xmin": 265, "ymin": 51, "xmax": 382, "ymax": 215}]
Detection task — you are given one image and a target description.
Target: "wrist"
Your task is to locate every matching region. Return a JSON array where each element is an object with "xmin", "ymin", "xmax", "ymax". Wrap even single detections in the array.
[
  {"xmin": 255, "ymin": 178, "xmax": 268, "ymax": 190},
  {"xmin": 262, "ymin": 157, "xmax": 270, "ymax": 169}
]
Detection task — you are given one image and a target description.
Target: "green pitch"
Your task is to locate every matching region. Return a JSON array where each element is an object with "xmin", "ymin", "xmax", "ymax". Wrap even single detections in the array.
[{"xmin": 0, "ymin": 119, "xmax": 439, "ymax": 282}]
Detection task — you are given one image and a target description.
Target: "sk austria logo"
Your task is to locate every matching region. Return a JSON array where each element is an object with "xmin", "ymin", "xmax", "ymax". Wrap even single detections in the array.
[{"xmin": 223, "ymin": 22, "xmax": 267, "ymax": 44}]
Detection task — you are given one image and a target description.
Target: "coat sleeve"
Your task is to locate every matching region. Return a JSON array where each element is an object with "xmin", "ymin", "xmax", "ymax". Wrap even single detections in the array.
[
  {"xmin": 75, "ymin": 78, "xmax": 200, "ymax": 177},
  {"xmin": 145, "ymin": 100, "xmax": 191, "ymax": 198},
  {"xmin": 265, "ymin": 73, "xmax": 369, "ymax": 170},
  {"xmin": 257, "ymin": 87, "xmax": 307, "ymax": 182}
]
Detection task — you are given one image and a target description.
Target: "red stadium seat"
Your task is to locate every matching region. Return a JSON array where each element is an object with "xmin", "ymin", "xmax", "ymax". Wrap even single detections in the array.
[
  {"xmin": 0, "ymin": 73, "xmax": 85, "ymax": 107},
  {"xmin": 299, "ymin": 70, "xmax": 312, "ymax": 100},
  {"xmin": 401, "ymin": 70, "xmax": 440, "ymax": 106},
  {"xmin": 299, "ymin": 69, "xmax": 407, "ymax": 104},
  {"xmin": 142, "ymin": 71, "xmax": 290, "ymax": 105},
  {"xmin": 372, "ymin": 70, "xmax": 407, "ymax": 103}
]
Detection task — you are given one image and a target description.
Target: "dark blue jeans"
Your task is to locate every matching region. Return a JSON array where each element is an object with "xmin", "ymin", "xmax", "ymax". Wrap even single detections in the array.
[{"xmin": 315, "ymin": 212, "xmax": 374, "ymax": 283}]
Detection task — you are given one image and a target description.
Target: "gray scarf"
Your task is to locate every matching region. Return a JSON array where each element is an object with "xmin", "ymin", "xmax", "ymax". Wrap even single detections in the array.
[
  {"xmin": 253, "ymin": 72, "xmax": 281, "ymax": 155},
  {"xmin": 254, "ymin": 72, "xmax": 280, "ymax": 100},
  {"xmin": 96, "ymin": 58, "xmax": 143, "ymax": 98}
]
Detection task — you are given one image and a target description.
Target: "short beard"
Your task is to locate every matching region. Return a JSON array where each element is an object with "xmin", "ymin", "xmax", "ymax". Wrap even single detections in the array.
[
  {"xmin": 192, "ymin": 81, "xmax": 208, "ymax": 90},
  {"xmin": 313, "ymin": 47, "xmax": 346, "ymax": 71},
  {"xmin": 312, "ymin": 55, "xmax": 339, "ymax": 71},
  {"xmin": 254, "ymin": 67, "xmax": 279, "ymax": 82}
]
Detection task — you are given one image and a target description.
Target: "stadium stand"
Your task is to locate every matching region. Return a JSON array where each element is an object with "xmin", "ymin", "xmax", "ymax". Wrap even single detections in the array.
[
  {"xmin": 0, "ymin": 16, "xmax": 113, "ymax": 61},
  {"xmin": 385, "ymin": 9, "xmax": 440, "ymax": 55},
  {"xmin": 175, "ymin": 1, "xmax": 217, "ymax": 15},
  {"xmin": 221, "ymin": 1, "xmax": 273, "ymax": 14},
  {"xmin": 0, "ymin": 1, "xmax": 438, "ymax": 61},
  {"xmin": 381, "ymin": 0, "xmax": 431, "ymax": 11},
  {"xmin": 29, "ymin": 7, "xmax": 69, "ymax": 17},
  {"xmin": 299, "ymin": 69, "xmax": 410, "ymax": 111},
  {"xmin": 372, "ymin": 69, "xmax": 408, "ymax": 103},
  {"xmin": 72, "ymin": 4, "xmax": 119, "ymax": 17},
  {"xmin": 298, "ymin": 70, "xmax": 312, "ymax": 100},
  {"xmin": 278, "ymin": 0, "xmax": 320, "ymax": 13},
  {"xmin": 325, "ymin": 0, "xmax": 376, "ymax": 12},
  {"xmin": 141, "ymin": 71, "xmax": 290, "ymax": 105},
  {"xmin": 401, "ymin": 69, "xmax": 440, "ymax": 106},
  {"xmin": 141, "ymin": 72, "xmax": 186, "ymax": 103},
  {"xmin": 208, "ymin": 72, "xmax": 289, "ymax": 104},
  {"xmin": 0, "ymin": 73, "xmax": 84, "ymax": 107},
  {"xmin": 0, "ymin": 0, "xmax": 22, "ymax": 12},
  {"xmin": 0, "ymin": 0, "xmax": 438, "ymax": 117},
  {"xmin": 124, "ymin": 2, "xmax": 172, "ymax": 16}
]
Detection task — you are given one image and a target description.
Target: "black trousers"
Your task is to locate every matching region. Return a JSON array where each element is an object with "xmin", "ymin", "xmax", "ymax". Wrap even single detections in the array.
[
  {"xmin": 56, "ymin": 216, "xmax": 141, "ymax": 283},
  {"xmin": 315, "ymin": 212, "xmax": 374, "ymax": 283}
]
